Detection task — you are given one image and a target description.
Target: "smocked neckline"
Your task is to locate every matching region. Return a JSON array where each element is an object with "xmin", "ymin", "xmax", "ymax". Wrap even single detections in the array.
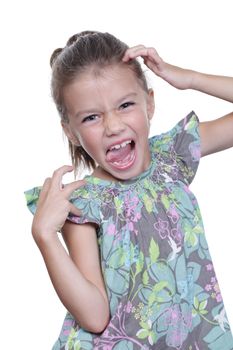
[{"xmin": 84, "ymin": 152, "xmax": 156, "ymax": 189}]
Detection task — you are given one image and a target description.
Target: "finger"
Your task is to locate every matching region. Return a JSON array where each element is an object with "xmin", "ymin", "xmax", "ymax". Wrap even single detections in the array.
[
  {"xmin": 143, "ymin": 58, "xmax": 160, "ymax": 73},
  {"xmin": 37, "ymin": 178, "xmax": 51, "ymax": 202},
  {"xmin": 127, "ymin": 44, "xmax": 146, "ymax": 53},
  {"xmin": 125, "ymin": 45, "xmax": 156, "ymax": 58},
  {"xmin": 69, "ymin": 203, "xmax": 83, "ymax": 217},
  {"xmin": 51, "ymin": 165, "xmax": 74, "ymax": 189},
  {"xmin": 123, "ymin": 48, "xmax": 150, "ymax": 62},
  {"xmin": 136, "ymin": 47, "xmax": 159, "ymax": 61},
  {"xmin": 41, "ymin": 177, "xmax": 51, "ymax": 191},
  {"xmin": 63, "ymin": 179, "xmax": 86, "ymax": 196},
  {"xmin": 122, "ymin": 45, "xmax": 146, "ymax": 61},
  {"xmin": 123, "ymin": 46, "xmax": 161, "ymax": 63},
  {"xmin": 146, "ymin": 47, "xmax": 162, "ymax": 63}
]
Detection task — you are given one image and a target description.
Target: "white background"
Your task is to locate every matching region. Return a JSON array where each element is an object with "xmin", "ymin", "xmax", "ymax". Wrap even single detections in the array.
[{"xmin": 0, "ymin": 0, "xmax": 232, "ymax": 348}]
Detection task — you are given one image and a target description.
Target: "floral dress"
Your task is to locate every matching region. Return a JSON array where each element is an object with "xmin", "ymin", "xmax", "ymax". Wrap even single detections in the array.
[{"xmin": 25, "ymin": 112, "xmax": 233, "ymax": 350}]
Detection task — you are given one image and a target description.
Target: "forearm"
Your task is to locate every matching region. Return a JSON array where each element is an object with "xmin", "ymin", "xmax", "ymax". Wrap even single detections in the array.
[
  {"xmin": 36, "ymin": 234, "xmax": 110, "ymax": 333},
  {"xmin": 191, "ymin": 71, "xmax": 233, "ymax": 103}
]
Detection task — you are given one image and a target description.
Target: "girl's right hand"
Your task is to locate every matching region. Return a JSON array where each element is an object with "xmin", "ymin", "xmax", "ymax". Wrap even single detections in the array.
[
  {"xmin": 32, "ymin": 165, "xmax": 85, "ymax": 245},
  {"xmin": 123, "ymin": 45, "xmax": 195, "ymax": 90}
]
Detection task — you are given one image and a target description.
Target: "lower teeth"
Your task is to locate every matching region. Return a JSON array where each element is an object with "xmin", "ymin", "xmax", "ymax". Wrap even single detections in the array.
[{"xmin": 113, "ymin": 150, "xmax": 134, "ymax": 166}]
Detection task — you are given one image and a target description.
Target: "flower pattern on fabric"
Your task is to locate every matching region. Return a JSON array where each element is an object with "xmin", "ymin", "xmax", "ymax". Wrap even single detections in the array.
[{"xmin": 25, "ymin": 112, "xmax": 233, "ymax": 349}]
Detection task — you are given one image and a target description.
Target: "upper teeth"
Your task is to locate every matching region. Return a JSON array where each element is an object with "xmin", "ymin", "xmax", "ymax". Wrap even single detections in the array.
[{"xmin": 110, "ymin": 140, "xmax": 131, "ymax": 151}]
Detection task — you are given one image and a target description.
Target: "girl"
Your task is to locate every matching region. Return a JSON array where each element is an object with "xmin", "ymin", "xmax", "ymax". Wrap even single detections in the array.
[{"xmin": 25, "ymin": 31, "xmax": 233, "ymax": 349}]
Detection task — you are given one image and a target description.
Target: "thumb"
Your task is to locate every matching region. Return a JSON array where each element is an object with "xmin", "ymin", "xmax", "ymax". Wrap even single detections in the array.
[
  {"xmin": 65, "ymin": 179, "xmax": 86, "ymax": 196},
  {"xmin": 69, "ymin": 203, "xmax": 83, "ymax": 217}
]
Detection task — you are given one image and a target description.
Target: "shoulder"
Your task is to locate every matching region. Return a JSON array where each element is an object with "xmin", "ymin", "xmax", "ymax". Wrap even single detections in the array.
[
  {"xmin": 68, "ymin": 181, "xmax": 102, "ymax": 226},
  {"xmin": 149, "ymin": 111, "xmax": 200, "ymax": 185},
  {"xmin": 149, "ymin": 111, "xmax": 199, "ymax": 153}
]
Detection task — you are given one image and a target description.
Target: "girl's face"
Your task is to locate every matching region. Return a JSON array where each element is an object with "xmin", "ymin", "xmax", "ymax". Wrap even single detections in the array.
[{"xmin": 62, "ymin": 64, "xmax": 155, "ymax": 181}]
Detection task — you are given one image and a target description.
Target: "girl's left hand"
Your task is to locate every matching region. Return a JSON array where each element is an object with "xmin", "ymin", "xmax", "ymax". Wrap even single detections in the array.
[{"xmin": 122, "ymin": 45, "xmax": 195, "ymax": 90}]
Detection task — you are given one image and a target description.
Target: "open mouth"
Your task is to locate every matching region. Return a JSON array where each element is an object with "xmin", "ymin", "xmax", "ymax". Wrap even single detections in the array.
[{"xmin": 106, "ymin": 140, "xmax": 136, "ymax": 169}]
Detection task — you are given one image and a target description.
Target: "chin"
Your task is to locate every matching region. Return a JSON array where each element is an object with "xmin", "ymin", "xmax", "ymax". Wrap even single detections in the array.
[{"xmin": 109, "ymin": 166, "xmax": 143, "ymax": 181}]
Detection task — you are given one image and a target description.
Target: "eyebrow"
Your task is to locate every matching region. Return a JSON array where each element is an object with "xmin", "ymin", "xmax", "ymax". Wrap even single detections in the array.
[
  {"xmin": 117, "ymin": 92, "xmax": 138, "ymax": 103},
  {"xmin": 75, "ymin": 92, "xmax": 138, "ymax": 117}
]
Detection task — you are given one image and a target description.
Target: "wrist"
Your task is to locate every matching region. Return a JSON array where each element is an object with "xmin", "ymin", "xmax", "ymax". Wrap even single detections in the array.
[
  {"xmin": 189, "ymin": 70, "xmax": 202, "ymax": 90},
  {"xmin": 32, "ymin": 227, "xmax": 59, "ymax": 248}
]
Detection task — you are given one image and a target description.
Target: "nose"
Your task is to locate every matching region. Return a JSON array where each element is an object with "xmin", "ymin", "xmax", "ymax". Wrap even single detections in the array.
[{"xmin": 104, "ymin": 111, "xmax": 126, "ymax": 136}]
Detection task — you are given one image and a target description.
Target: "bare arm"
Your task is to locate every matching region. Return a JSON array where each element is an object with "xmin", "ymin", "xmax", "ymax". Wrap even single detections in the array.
[
  {"xmin": 199, "ymin": 111, "xmax": 233, "ymax": 156},
  {"xmin": 37, "ymin": 224, "xmax": 109, "ymax": 333},
  {"xmin": 123, "ymin": 46, "xmax": 233, "ymax": 156},
  {"xmin": 191, "ymin": 71, "xmax": 233, "ymax": 103},
  {"xmin": 32, "ymin": 165, "xmax": 110, "ymax": 333},
  {"xmin": 62, "ymin": 222, "xmax": 108, "ymax": 307},
  {"xmin": 190, "ymin": 72, "xmax": 233, "ymax": 156}
]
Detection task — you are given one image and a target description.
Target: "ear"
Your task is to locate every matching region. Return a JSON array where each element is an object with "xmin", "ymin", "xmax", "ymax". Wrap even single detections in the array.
[
  {"xmin": 146, "ymin": 88, "xmax": 155, "ymax": 121},
  {"xmin": 61, "ymin": 121, "xmax": 81, "ymax": 146}
]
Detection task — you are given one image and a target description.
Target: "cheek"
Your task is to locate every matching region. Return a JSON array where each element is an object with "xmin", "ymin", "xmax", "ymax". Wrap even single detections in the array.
[
  {"xmin": 77, "ymin": 129, "xmax": 99, "ymax": 152},
  {"xmin": 69, "ymin": 121, "xmax": 90, "ymax": 142},
  {"xmin": 135, "ymin": 111, "xmax": 151, "ymax": 129}
]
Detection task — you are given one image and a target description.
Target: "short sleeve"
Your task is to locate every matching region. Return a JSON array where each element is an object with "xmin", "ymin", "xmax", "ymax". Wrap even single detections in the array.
[
  {"xmin": 24, "ymin": 184, "xmax": 101, "ymax": 226},
  {"xmin": 24, "ymin": 186, "xmax": 41, "ymax": 215},
  {"xmin": 172, "ymin": 111, "xmax": 200, "ymax": 184},
  {"xmin": 150, "ymin": 111, "xmax": 201, "ymax": 185}
]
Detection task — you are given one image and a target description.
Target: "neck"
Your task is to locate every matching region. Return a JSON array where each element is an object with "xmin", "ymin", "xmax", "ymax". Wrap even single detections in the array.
[{"xmin": 92, "ymin": 166, "xmax": 118, "ymax": 182}]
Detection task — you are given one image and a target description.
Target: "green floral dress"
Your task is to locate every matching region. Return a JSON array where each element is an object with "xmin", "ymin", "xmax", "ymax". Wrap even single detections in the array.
[{"xmin": 25, "ymin": 112, "xmax": 233, "ymax": 349}]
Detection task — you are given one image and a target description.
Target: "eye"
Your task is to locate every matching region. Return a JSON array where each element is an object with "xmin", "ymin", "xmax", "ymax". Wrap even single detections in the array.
[
  {"xmin": 82, "ymin": 114, "xmax": 99, "ymax": 123},
  {"xmin": 120, "ymin": 101, "xmax": 135, "ymax": 109}
]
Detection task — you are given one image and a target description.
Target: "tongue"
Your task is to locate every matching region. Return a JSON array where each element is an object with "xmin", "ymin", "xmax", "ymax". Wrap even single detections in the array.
[{"xmin": 106, "ymin": 144, "xmax": 132, "ymax": 163}]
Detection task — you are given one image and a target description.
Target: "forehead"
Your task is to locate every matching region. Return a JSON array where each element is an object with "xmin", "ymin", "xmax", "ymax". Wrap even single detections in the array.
[
  {"xmin": 86, "ymin": 64, "xmax": 139, "ymax": 83},
  {"xmin": 64, "ymin": 64, "xmax": 144, "ymax": 101}
]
